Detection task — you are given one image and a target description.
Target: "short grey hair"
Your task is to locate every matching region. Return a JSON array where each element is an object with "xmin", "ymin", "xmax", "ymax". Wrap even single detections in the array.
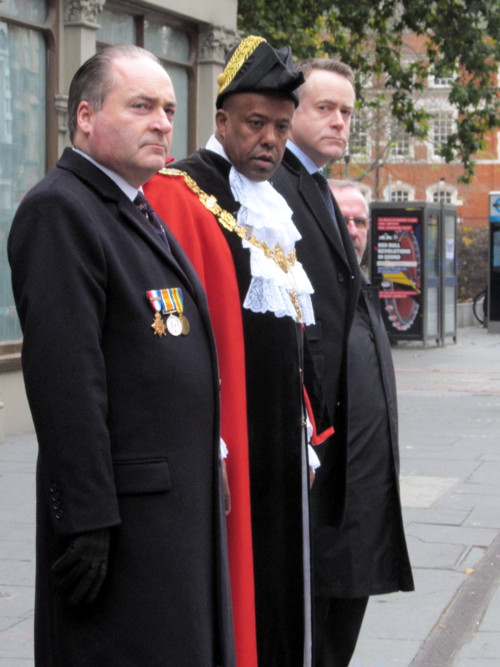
[{"xmin": 328, "ymin": 179, "xmax": 369, "ymax": 215}]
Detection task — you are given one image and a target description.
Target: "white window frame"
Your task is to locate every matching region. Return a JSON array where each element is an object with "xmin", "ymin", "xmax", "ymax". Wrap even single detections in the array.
[
  {"xmin": 428, "ymin": 74, "xmax": 455, "ymax": 88},
  {"xmin": 349, "ymin": 109, "xmax": 370, "ymax": 158},
  {"xmin": 385, "ymin": 183, "xmax": 415, "ymax": 202},
  {"xmin": 387, "ymin": 118, "xmax": 413, "ymax": 160},
  {"xmin": 426, "ymin": 183, "xmax": 459, "ymax": 205},
  {"xmin": 427, "ymin": 108, "xmax": 456, "ymax": 160}
]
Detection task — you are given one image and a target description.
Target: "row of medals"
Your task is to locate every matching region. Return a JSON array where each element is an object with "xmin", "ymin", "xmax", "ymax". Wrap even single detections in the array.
[{"xmin": 152, "ymin": 311, "xmax": 190, "ymax": 337}]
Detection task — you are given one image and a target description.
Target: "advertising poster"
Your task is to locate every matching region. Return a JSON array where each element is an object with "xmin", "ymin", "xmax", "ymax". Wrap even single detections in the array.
[
  {"xmin": 489, "ymin": 193, "xmax": 500, "ymax": 328},
  {"xmin": 372, "ymin": 211, "xmax": 423, "ymax": 338}
]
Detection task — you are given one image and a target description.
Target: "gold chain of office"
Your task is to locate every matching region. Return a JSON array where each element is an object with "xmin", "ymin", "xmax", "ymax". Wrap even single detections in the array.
[{"xmin": 159, "ymin": 167, "xmax": 302, "ymax": 322}]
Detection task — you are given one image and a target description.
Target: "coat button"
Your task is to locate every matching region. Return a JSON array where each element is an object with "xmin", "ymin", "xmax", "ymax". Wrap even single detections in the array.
[
  {"xmin": 338, "ymin": 273, "xmax": 344, "ymax": 282},
  {"xmin": 55, "ymin": 509, "xmax": 64, "ymax": 520}
]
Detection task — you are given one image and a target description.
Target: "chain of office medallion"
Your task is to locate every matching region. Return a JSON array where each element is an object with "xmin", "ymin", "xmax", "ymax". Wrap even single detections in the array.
[
  {"xmin": 159, "ymin": 168, "xmax": 302, "ymax": 322},
  {"xmin": 161, "ymin": 168, "xmax": 297, "ymax": 274}
]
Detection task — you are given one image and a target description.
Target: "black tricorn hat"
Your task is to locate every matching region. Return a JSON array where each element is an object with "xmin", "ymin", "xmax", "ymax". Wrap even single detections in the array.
[{"xmin": 216, "ymin": 35, "xmax": 304, "ymax": 109}]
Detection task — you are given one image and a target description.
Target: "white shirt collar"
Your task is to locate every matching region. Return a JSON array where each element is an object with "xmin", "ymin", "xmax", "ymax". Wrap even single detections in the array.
[
  {"xmin": 286, "ymin": 140, "xmax": 320, "ymax": 175},
  {"xmin": 205, "ymin": 134, "xmax": 231, "ymax": 163},
  {"xmin": 72, "ymin": 147, "xmax": 140, "ymax": 201}
]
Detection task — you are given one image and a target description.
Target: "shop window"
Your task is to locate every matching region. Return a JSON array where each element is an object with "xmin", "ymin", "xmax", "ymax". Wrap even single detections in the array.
[{"xmin": 0, "ymin": 3, "xmax": 48, "ymax": 346}]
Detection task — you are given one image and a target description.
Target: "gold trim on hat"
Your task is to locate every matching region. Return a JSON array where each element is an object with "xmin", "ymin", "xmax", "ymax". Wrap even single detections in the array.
[{"xmin": 217, "ymin": 35, "xmax": 267, "ymax": 95}]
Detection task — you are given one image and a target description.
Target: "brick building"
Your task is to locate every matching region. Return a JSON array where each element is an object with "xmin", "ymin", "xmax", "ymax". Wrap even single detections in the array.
[{"xmin": 329, "ymin": 34, "xmax": 499, "ymax": 228}]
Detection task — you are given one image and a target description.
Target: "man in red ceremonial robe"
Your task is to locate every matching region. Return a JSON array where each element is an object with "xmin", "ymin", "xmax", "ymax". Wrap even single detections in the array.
[{"xmin": 145, "ymin": 36, "xmax": 332, "ymax": 667}]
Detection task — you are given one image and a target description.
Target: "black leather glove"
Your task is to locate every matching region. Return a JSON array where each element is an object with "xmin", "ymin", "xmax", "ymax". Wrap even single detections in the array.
[{"xmin": 50, "ymin": 527, "xmax": 110, "ymax": 606}]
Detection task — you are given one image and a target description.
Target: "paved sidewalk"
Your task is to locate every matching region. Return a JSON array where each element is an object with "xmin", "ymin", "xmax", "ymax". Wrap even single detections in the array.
[
  {"xmin": 0, "ymin": 433, "xmax": 36, "ymax": 665},
  {"xmin": 352, "ymin": 326, "xmax": 500, "ymax": 667},
  {"xmin": 0, "ymin": 326, "xmax": 499, "ymax": 665}
]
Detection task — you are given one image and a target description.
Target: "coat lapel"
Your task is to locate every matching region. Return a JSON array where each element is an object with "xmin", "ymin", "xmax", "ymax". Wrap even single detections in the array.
[
  {"xmin": 282, "ymin": 149, "xmax": 354, "ymax": 272},
  {"xmin": 57, "ymin": 148, "xmax": 201, "ymax": 300},
  {"xmin": 297, "ymin": 165, "xmax": 351, "ymax": 269},
  {"xmin": 117, "ymin": 197, "xmax": 200, "ymax": 296}
]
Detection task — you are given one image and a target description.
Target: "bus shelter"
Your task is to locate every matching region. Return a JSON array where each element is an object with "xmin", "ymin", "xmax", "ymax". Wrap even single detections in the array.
[
  {"xmin": 369, "ymin": 201, "xmax": 457, "ymax": 347},
  {"xmin": 488, "ymin": 191, "xmax": 500, "ymax": 334}
]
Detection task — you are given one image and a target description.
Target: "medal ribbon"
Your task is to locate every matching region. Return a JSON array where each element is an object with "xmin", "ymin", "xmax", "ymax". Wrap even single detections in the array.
[
  {"xmin": 160, "ymin": 288, "xmax": 184, "ymax": 314},
  {"xmin": 146, "ymin": 290, "xmax": 163, "ymax": 312},
  {"xmin": 147, "ymin": 288, "xmax": 184, "ymax": 314}
]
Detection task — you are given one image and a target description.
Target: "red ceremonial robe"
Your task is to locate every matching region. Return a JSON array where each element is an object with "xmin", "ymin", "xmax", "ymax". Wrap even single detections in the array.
[{"xmin": 144, "ymin": 174, "xmax": 258, "ymax": 666}]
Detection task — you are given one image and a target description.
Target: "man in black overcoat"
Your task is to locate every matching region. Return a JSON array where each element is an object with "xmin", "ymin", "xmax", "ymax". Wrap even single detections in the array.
[
  {"xmin": 310, "ymin": 180, "xmax": 414, "ymax": 666},
  {"xmin": 273, "ymin": 61, "xmax": 413, "ymax": 666},
  {"xmin": 145, "ymin": 37, "xmax": 333, "ymax": 667},
  {"xmin": 8, "ymin": 45, "xmax": 235, "ymax": 667},
  {"xmin": 272, "ymin": 59, "xmax": 361, "ymax": 527},
  {"xmin": 271, "ymin": 59, "xmax": 363, "ymax": 665}
]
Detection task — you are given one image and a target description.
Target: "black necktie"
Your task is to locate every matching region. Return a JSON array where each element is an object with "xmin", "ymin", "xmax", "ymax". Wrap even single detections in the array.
[
  {"xmin": 134, "ymin": 192, "xmax": 170, "ymax": 250},
  {"xmin": 311, "ymin": 171, "xmax": 345, "ymax": 250},
  {"xmin": 312, "ymin": 171, "xmax": 337, "ymax": 222}
]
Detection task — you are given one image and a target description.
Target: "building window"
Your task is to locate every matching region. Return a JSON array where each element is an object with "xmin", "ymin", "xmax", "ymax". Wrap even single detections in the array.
[
  {"xmin": 389, "ymin": 120, "xmax": 411, "ymax": 159},
  {"xmin": 97, "ymin": 7, "xmax": 196, "ymax": 160},
  {"xmin": 433, "ymin": 77, "xmax": 454, "ymax": 87},
  {"xmin": 427, "ymin": 182, "xmax": 457, "ymax": 204},
  {"xmin": 429, "ymin": 74, "xmax": 454, "ymax": 87},
  {"xmin": 349, "ymin": 110, "xmax": 369, "ymax": 157},
  {"xmin": 390, "ymin": 189, "xmax": 410, "ymax": 202},
  {"xmin": 433, "ymin": 190, "xmax": 452, "ymax": 204},
  {"xmin": 0, "ymin": 1, "xmax": 49, "ymax": 346},
  {"xmin": 431, "ymin": 111, "xmax": 454, "ymax": 155}
]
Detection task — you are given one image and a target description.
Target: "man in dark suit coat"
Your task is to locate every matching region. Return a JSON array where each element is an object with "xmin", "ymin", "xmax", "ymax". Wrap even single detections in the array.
[
  {"xmin": 271, "ymin": 59, "xmax": 363, "ymax": 665},
  {"xmin": 146, "ymin": 37, "xmax": 333, "ymax": 667},
  {"xmin": 8, "ymin": 45, "xmax": 235, "ymax": 667},
  {"xmin": 272, "ymin": 59, "xmax": 361, "ymax": 527},
  {"xmin": 309, "ymin": 180, "xmax": 414, "ymax": 666}
]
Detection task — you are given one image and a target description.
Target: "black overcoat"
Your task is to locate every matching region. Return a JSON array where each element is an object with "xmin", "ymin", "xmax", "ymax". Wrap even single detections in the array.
[
  {"xmin": 8, "ymin": 149, "xmax": 235, "ymax": 666},
  {"xmin": 272, "ymin": 149, "xmax": 361, "ymax": 527},
  {"xmin": 169, "ymin": 149, "xmax": 319, "ymax": 666},
  {"xmin": 314, "ymin": 281, "xmax": 414, "ymax": 597}
]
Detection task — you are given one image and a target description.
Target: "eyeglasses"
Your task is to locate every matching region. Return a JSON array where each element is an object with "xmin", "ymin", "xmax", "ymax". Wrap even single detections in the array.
[{"xmin": 344, "ymin": 215, "xmax": 369, "ymax": 229}]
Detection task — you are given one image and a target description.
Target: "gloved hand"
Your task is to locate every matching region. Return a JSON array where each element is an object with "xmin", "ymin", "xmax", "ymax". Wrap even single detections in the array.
[{"xmin": 50, "ymin": 527, "xmax": 110, "ymax": 606}]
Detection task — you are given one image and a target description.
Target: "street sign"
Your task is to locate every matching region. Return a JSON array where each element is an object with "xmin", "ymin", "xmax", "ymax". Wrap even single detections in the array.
[{"xmin": 489, "ymin": 191, "xmax": 500, "ymax": 223}]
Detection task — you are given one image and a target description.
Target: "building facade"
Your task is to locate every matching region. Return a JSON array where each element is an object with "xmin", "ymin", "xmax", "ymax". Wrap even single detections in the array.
[
  {"xmin": 0, "ymin": 0, "xmax": 238, "ymax": 436},
  {"xmin": 2, "ymin": 6, "xmax": 498, "ymax": 436},
  {"xmin": 330, "ymin": 35, "xmax": 500, "ymax": 228}
]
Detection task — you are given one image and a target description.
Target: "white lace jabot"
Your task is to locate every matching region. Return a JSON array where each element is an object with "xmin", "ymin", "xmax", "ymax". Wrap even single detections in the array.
[{"xmin": 206, "ymin": 135, "xmax": 315, "ymax": 325}]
